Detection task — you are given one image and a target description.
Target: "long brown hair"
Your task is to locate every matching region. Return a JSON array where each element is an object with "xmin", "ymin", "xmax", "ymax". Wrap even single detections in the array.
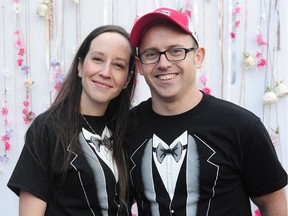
[{"xmin": 28, "ymin": 25, "xmax": 136, "ymax": 213}]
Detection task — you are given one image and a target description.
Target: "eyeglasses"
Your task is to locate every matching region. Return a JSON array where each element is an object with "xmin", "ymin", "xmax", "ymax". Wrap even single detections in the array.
[{"xmin": 138, "ymin": 47, "xmax": 198, "ymax": 65}]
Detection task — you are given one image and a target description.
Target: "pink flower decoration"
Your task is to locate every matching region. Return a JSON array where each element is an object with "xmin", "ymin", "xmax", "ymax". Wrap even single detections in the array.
[
  {"xmin": 15, "ymin": 38, "xmax": 23, "ymax": 48},
  {"xmin": 22, "ymin": 108, "xmax": 28, "ymax": 115},
  {"xmin": 23, "ymin": 101, "xmax": 30, "ymax": 107},
  {"xmin": 14, "ymin": 30, "xmax": 20, "ymax": 35},
  {"xmin": 18, "ymin": 48, "xmax": 25, "ymax": 56},
  {"xmin": 54, "ymin": 83, "xmax": 63, "ymax": 91},
  {"xmin": 1, "ymin": 107, "xmax": 8, "ymax": 115},
  {"xmin": 17, "ymin": 58, "xmax": 23, "ymax": 66},
  {"xmin": 202, "ymin": 87, "xmax": 211, "ymax": 95},
  {"xmin": 1, "ymin": 135, "xmax": 7, "ymax": 142},
  {"xmin": 257, "ymin": 58, "xmax": 267, "ymax": 67},
  {"xmin": 235, "ymin": 20, "xmax": 240, "ymax": 28},
  {"xmin": 5, "ymin": 142, "xmax": 11, "ymax": 151},
  {"xmin": 254, "ymin": 209, "xmax": 261, "ymax": 216},
  {"xmin": 3, "ymin": 118, "xmax": 10, "ymax": 125},
  {"xmin": 230, "ymin": 32, "xmax": 236, "ymax": 39},
  {"xmin": 23, "ymin": 111, "xmax": 35, "ymax": 124},
  {"xmin": 256, "ymin": 51, "xmax": 261, "ymax": 59},
  {"xmin": 233, "ymin": 5, "xmax": 241, "ymax": 14},
  {"xmin": 199, "ymin": 75, "xmax": 207, "ymax": 84},
  {"xmin": 256, "ymin": 33, "xmax": 267, "ymax": 46}
]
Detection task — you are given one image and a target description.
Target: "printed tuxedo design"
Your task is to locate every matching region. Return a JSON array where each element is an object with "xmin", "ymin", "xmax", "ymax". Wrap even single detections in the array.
[
  {"xmin": 130, "ymin": 131, "xmax": 219, "ymax": 215},
  {"xmin": 67, "ymin": 127, "xmax": 118, "ymax": 216}
]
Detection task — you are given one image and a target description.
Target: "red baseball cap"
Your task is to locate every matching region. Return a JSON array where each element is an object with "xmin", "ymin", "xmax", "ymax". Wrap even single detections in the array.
[{"xmin": 130, "ymin": 7, "xmax": 199, "ymax": 47}]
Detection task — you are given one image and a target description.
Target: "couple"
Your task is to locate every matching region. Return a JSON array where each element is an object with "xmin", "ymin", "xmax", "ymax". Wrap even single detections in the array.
[{"xmin": 8, "ymin": 7, "xmax": 287, "ymax": 216}]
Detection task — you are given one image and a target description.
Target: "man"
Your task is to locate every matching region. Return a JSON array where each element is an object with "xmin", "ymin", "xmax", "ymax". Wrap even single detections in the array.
[{"xmin": 125, "ymin": 7, "xmax": 287, "ymax": 216}]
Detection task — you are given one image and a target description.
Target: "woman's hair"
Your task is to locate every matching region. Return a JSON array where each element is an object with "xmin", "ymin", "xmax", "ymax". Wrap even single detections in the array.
[{"xmin": 29, "ymin": 25, "xmax": 136, "ymax": 212}]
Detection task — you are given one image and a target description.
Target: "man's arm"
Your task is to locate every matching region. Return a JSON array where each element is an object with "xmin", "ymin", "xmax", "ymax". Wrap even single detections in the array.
[
  {"xmin": 19, "ymin": 190, "xmax": 47, "ymax": 216},
  {"xmin": 251, "ymin": 188, "xmax": 287, "ymax": 216}
]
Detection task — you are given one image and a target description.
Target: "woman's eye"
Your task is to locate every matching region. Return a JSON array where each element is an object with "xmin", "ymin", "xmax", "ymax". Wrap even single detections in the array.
[
  {"xmin": 114, "ymin": 63, "xmax": 125, "ymax": 70},
  {"xmin": 93, "ymin": 57, "xmax": 103, "ymax": 63}
]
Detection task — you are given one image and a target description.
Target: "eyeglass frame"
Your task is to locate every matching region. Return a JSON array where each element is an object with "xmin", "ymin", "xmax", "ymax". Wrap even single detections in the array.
[{"xmin": 137, "ymin": 47, "xmax": 198, "ymax": 65}]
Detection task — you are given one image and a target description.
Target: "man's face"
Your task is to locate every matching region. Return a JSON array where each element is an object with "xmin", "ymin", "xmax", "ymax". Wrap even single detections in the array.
[{"xmin": 136, "ymin": 23, "xmax": 204, "ymax": 104}]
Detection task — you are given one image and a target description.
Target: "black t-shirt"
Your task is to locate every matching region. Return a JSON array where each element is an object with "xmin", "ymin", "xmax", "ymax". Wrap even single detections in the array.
[
  {"xmin": 125, "ymin": 93, "xmax": 287, "ymax": 216},
  {"xmin": 8, "ymin": 113, "xmax": 128, "ymax": 216}
]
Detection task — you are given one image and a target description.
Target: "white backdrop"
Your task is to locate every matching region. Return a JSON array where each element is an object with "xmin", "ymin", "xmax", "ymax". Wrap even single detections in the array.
[{"xmin": 0, "ymin": 0, "xmax": 287, "ymax": 215}]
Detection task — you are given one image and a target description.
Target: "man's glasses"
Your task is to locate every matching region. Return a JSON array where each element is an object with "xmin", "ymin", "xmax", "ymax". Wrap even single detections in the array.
[{"xmin": 138, "ymin": 47, "xmax": 198, "ymax": 65}]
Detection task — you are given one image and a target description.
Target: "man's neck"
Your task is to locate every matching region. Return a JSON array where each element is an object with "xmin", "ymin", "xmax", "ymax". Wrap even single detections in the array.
[{"xmin": 151, "ymin": 90, "xmax": 203, "ymax": 116}]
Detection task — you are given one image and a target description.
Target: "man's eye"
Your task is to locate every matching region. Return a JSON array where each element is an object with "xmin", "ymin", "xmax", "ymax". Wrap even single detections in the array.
[
  {"xmin": 169, "ymin": 49, "xmax": 183, "ymax": 55},
  {"xmin": 144, "ymin": 52, "xmax": 157, "ymax": 58}
]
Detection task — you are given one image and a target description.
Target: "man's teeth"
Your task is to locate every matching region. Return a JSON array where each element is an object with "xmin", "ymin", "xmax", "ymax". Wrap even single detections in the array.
[{"xmin": 158, "ymin": 74, "xmax": 176, "ymax": 80}]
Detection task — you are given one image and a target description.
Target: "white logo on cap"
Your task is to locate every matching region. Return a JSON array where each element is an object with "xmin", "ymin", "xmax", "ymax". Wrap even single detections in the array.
[
  {"xmin": 157, "ymin": 9, "xmax": 171, "ymax": 16},
  {"xmin": 188, "ymin": 19, "xmax": 200, "ymax": 45}
]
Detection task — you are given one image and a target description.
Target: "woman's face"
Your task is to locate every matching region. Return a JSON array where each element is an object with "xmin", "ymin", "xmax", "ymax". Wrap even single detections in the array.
[{"xmin": 78, "ymin": 32, "xmax": 131, "ymax": 115}]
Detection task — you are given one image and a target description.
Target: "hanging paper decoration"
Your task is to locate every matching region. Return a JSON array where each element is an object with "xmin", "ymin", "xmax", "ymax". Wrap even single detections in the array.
[{"xmin": 13, "ymin": 0, "xmax": 35, "ymax": 124}]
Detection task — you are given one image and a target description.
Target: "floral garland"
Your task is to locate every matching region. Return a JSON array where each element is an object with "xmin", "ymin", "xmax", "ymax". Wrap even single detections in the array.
[
  {"xmin": 242, "ymin": 2, "xmax": 287, "ymax": 214},
  {"xmin": 51, "ymin": 59, "xmax": 65, "ymax": 92},
  {"xmin": 0, "ymin": 97, "xmax": 13, "ymax": 162},
  {"xmin": 230, "ymin": 1, "xmax": 241, "ymax": 84},
  {"xmin": 13, "ymin": 0, "xmax": 35, "ymax": 124},
  {"xmin": 1, "ymin": 5, "xmax": 13, "ymax": 163}
]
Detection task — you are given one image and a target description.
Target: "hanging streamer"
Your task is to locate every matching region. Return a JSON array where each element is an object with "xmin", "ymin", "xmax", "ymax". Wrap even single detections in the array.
[
  {"xmin": 231, "ymin": 0, "xmax": 237, "ymax": 84},
  {"xmin": 275, "ymin": 0, "xmax": 281, "ymax": 51},
  {"xmin": 239, "ymin": 0, "xmax": 248, "ymax": 106},
  {"xmin": 218, "ymin": 0, "xmax": 224, "ymax": 98}
]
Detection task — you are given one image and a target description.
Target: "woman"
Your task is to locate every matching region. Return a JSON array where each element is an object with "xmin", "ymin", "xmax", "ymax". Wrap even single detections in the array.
[{"xmin": 7, "ymin": 25, "xmax": 136, "ymax": 215}]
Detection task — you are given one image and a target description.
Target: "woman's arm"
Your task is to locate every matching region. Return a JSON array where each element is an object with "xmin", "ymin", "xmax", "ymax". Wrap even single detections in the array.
[{"xmin": 19, "ymin": 190, "xmax": 47, "ymax": 216}]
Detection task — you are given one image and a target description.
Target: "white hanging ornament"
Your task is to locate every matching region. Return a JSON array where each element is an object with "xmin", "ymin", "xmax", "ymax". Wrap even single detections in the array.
[
  {"xmin": 243, "ymin": 52, "xmax": 256, "ymax": 70},
  {"xmin": 36, "ymin": 2, "xmax": 49, "ymax": 17},
  {"xmin": 263, "ymin": 88, "xmax": 278, "ymax": 104},
  {"xmin": 275, "ymin": 81, "xmax": 288, "ymax": 98}
]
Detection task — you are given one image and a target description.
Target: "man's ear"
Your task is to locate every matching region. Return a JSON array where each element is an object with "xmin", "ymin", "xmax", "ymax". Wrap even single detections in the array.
[
  {"xmin": 135, "ymin": 57, "xmax": 144, "ymax": 75},
  {"xmin": 195, "ymin": 47, "xmax": 206, "ymax": 68},
  {"xmin": 123, "ymin": 71, "xmax": 134, "ymax": 89}
]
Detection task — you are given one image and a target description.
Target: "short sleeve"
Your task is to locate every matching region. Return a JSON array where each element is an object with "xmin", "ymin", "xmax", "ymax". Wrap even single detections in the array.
[
  {"xmin": 7, "ymin": 116, "xmax": 53, "ymax": 202},
  {"xmin": 241, "ymin": 120, "xmax": 287, "ymax": 197}
]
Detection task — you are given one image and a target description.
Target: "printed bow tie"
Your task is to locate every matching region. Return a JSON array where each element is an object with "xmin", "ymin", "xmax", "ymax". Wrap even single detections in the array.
[
  {"xmin": 154, "ymin": 141, "xmax": 186, "ymax": 164},
  {"xmin": 90, "ymin": 136, "xmax": 113, "ymax": 152}
]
